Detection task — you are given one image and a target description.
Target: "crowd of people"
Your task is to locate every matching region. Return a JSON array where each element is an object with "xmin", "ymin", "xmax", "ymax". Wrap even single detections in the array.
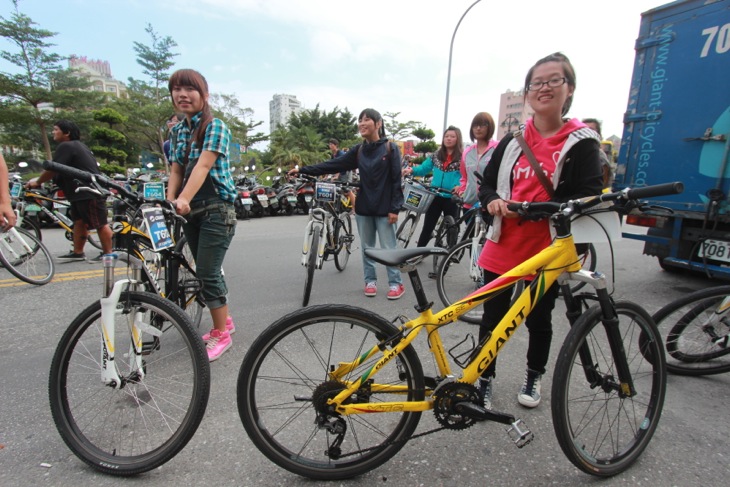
[{"xmin": 4, "ymin": 52, "xmax": 608, "ymax": 409}]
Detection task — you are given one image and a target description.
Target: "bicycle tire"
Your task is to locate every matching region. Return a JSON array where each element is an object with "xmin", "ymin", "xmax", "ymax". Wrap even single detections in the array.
[
  {"xmin": 236, "ymin": 304, "xmax": 425, "ymax": 480},
  {"xmin": 431, "ymin": 215, "xmax": 457, "ymax": 277},
  {"xmin": 48, "ymin": 291, "xmax": 210, "ymax": 476},
  {"xmin": 174, "ymin": 236, "xmax": 205, "ymax": 329},
  {"xmin": 435, "ymin": 239, "xmax": 483, "ymax": 324},
  {"xmin": 558, "ymin": 243, "xmax": 597, "ymax": 296},
  {"xmin": 20, "ymin": 215, "xmax": 43, "ymax": 243},
  {"xmin": 395, "ymin": 213, "xmax": 417, "ymax": 249},
  {"xmin": 0, "ymin": 227, "xmax": 55, "ymax": 285},
  {"xmin": 334, "ymin": 212, "xmax": 352, "ymax": 271},
  {"xmin": 552, "ymin": 301, "xmax": 666, "ymax": 477},
  {"xmin": 302, "ymin": 231, "xmax": 319, "ymax": 307},
  {"xmin": 652, "ymin": 285, "xmax": 730, "ymax": 376}
]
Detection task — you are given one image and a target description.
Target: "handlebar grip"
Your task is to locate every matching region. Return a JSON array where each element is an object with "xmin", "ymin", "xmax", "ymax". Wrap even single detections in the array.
[
  {"xmin": 42, "ymin": 160, "xmax": 97, "ymax": 183},
  {"xmin": 625, "ymin": 182, "xmax": 684, "ymax": 200}
]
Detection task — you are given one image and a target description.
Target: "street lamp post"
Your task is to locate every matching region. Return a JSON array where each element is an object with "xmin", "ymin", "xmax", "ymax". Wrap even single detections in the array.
[
  {"xmin": 443, "ymin": 0, "xmax": 482, "ymax": 134},
  {"xmin": 501, "ymin": 115, "xmax": 520, "ymax": 138}
]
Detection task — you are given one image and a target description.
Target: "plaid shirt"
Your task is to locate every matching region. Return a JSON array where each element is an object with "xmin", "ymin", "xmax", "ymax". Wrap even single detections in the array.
[{"xmin": 170, "ymin": 112, "xmax": 236, "ymax": 203}]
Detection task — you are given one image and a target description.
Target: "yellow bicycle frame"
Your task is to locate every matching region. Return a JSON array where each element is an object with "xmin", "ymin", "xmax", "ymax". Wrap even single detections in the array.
[{"xmin": 327, "ymin": 233, "xmax": 584, "ymax": 415}]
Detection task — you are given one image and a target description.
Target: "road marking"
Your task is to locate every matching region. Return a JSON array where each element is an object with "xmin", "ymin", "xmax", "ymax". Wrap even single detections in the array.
[{"xmin": 0, "ymin": 269, "xmax": 105, "ymax": 288}]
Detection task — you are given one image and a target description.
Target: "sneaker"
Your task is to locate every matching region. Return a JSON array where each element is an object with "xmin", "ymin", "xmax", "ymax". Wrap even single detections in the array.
[
  {"xmin": 206, "ymin": 329, "xmax": 232, "ymax": 362},
  {"xmin": 364, "ymin": 282, "xmax": 377, "ymax": 297},
  {"xmin": 387, "ymin": 283, "xmax": 405, "ymax": 300},
  {"xmin": 478, "ymin": 376, "xmax": 493, "ymax": 410},
  {"xmin": 89, "ymin": 252, "xmax": 105, "ymax": 263},
  {"xmin": 517, "ymin": 368, "xmax": 542, "ymax": 408},
  {"xmin": 202, "ymin": 316, "xmax": 236, "ymax": 342},
  {"xmin": 58, "ymin": 251, "xmax": 85, "ymax": 261}
]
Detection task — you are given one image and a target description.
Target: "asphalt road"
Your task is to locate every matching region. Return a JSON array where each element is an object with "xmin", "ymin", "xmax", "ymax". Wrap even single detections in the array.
[{"xmin": 1, "ymin": 215, "xmax": 727, "ymax": 487}]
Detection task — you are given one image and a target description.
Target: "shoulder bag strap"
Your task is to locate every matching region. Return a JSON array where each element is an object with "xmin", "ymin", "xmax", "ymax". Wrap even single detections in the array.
[{"xmin": 513, "ymin": 129, "xmax": 554, "ymax": 198}]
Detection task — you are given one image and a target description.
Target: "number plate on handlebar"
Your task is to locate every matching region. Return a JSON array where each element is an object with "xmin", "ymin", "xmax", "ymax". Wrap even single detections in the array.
[
  {"xmin": 141, "ymin": 207, "xmax": 174, "ymax": 251},
  {"xmin": 315, "ymin": 182, "xmax": 337, "ymax": 203}
]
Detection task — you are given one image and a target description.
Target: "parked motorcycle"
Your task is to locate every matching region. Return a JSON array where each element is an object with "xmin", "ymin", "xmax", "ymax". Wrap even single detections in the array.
[
  {"xmin": 264, "ymin": 177, "xmax": 280, "ymax": 216},
  {"xmin": 294, "ymin": 177, "xmax": 314, "ymax": 215},
  {"xmin": 234, "ymin": 177, "xmax": 253, "ymax": 219},
  {"xmin": 271, "ymin": 174, "xmax": 297, "ymax": 216}
]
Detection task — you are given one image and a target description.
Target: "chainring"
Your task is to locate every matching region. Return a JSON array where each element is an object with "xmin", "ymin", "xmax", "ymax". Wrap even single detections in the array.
[{"xmin": 432, "ymin": 382, "xmax": 481, "ymax": 430}]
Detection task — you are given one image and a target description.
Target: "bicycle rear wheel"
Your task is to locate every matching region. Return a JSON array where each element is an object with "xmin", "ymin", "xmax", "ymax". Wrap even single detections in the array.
[
  {"xmin": 0, "ymin": 227, "xmax": 55, "ymax": 285},
  {"xmin": 302, "ymin": 231, "xmax": 319, "ymax": 306},
  {"xmin": 431, "ymin": 215, "xmax": 457, "ymax": 277},
  {"xmin": 652, "ymin": 285, "xmax": 730, "ymax": 376},
  {"xmin": 435, "ymin": 239, "xmax": 483, "ymax": 324},
  {"xmin": 334, "ymin": 212, "xmax": 352, "ymax": 271},
  {"xmin": 48, "ymin": 291, "xmax": 210, "ymax": 476},
  {"xmin": 552, "ymin": 301, "xmax": 666, "ymax": 477},
  {"xmin": 395, "ymin": 213, "xmax": 417, "ymax": 249},
  {"xmin": 237, "ymin": 304, "xmax": 424, "ymax": 480}
]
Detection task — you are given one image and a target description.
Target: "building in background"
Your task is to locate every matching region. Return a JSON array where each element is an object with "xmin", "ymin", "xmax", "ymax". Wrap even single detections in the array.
[
  {"xmin": 68, "ymin": 56, "xmax": 127, "ymax": 98},
  {"xmin": 496, "ymin": 89, "xmax": 533, "ymax": 139},
  {"xmin": 269, "ymin": 94, "xmax": 303, "ymax": 133}
]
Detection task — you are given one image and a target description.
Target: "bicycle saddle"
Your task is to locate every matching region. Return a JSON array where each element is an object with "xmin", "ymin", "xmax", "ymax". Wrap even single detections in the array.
[{"xmin": 364, "ymin": 247, "xmax": 448, "ymax": 266}]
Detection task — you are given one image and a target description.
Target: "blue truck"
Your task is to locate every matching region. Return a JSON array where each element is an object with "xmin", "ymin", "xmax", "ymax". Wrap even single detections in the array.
[{"xmin": 615, "ymin": 0, "xmax": 730, "ymax": 278}]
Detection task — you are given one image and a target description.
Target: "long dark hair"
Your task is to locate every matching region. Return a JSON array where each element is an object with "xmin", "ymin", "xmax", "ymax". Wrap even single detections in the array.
[
  {"xmin": 168, "ymin": 69, "xmax": 212, "ymax": 148},
  {"xmin": 523, "ymin": 52, "xmax": 577, "ymax": 116},
  {"xmin": 436, "ymin": 125, "xmax": 463, "ymax": 164},
  {"xmin": 358, "ymin": 108, "xmax": 386, "ymax": 139}
]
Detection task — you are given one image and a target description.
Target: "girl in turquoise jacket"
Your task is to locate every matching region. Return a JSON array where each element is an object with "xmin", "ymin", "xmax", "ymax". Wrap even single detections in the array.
[{"xmin": 404, "ymin": 125, "xmax": 464, "ymax": 247}]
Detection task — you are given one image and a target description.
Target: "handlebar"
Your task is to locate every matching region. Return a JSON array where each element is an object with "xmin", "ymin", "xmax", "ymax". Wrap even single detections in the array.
[
  {"xmin": 297, "ymin": 173, "xmax": 361, "ymax": 189},
  {"xmin": 505, "ymin": 181, "xmax": 684, "ymax": 216}
]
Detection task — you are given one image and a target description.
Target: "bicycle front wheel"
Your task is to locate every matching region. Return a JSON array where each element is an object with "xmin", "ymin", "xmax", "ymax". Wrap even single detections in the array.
[
  {"xmin": 334, "ymin": 212, "xmax": 352, "ymax": 271},
  {"xmin": 653, "ymin": 285, "xmax": 730, "ymax": 376},
  {"xmin": 552, "ymin": 301, "xmax": 666, "ymax": 477},
  {"xmin": 395, "ymin": 213, "xmax": 417, "ymax": 249},
  {"xmin": 237, "ymin": 304, "xmax": 424, "ymax": 480},
  {"xmin": 0, "ymin": 227, "xmax": 55, "ymax": 285},
  {"xmin": 48, "ymin": 291, "xmax": 210, "ymax": 476},
  {"xmin": 302, "ymin": 231, "xmax": 319, "ymax": 306},
  {"xmin": 435, "ymin": 239, "xmax": 483, "ymax": 324}
]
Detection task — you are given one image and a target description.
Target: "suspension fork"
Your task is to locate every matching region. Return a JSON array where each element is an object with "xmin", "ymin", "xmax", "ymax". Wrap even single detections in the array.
[{"xmin": 561, "ymin": 270, "xmax": 636, "ymax": 397}]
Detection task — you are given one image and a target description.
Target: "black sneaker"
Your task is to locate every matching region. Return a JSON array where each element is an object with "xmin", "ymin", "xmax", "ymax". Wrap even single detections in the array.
[
  {"xmin": 58, "ymin": 252, "xmax": 86, "ymax": 261},
  {"xmin": 89, "ymin": 253, "xmax": 105, "ymax": 263}
]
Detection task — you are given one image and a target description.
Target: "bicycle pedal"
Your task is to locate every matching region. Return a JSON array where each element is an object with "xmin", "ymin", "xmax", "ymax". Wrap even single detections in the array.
[{"xmin": 506, "ymin": 419, "xmax": 533, "ymax": 448}]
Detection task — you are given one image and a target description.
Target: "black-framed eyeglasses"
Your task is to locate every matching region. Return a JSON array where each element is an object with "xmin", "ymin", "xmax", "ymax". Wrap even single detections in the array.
[
  {"xmin": 527, "ymin": 77, "xmax": 567, "ymax": 91},
  {"xmin": 472, "ymin": 122, "xmax": 489, "ymax": 128}
]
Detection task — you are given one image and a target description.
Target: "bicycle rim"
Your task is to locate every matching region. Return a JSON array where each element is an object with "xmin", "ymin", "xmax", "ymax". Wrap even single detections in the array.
[
  {"xmin": 0, "ymin": 227, "xmax": 55, "ymax": 285},
  {"xmin": 175, "ymin": 237, "xmax": 205, "ymax": 328},
  {"xmin": 436, "ymin": 240, "xmax": 482, "ymax": 324},
  {"xmin": 48, "ymin": 292, "xmax": 210, "ymax": 475},
  {"xmin": 552, "ymin": 301, "xmax": 666, "ymax": 477},
  {"xmin": 653, "ymin": 286, "xmax": 730, "ymax": 375},
  {"xmin": 237, "ymin": 304, "xmax": 424, "ymax": 480},
  {"xmin": 302, "ymin": 232, "xmax": 319, "ymax": 306},
  {"xmin": 432, "ymin": 215, "xmax": 456, "ymax": 276},
  {"xmin": 87, "ymin": 228, "xmax": 102, "ymax": 250},
  {"xmin": 395, "ymin": 214, "xmax": 416, "ymax": 249},
  {"xmin": 334, "ymin": 213, "xmax": 352, "ymax": 271}
]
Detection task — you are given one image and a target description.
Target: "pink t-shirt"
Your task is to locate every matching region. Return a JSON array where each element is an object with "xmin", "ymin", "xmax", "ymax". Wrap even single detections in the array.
[{"xmin": 478, "ymin": 118, "xmax": 584, "ymax": 276}]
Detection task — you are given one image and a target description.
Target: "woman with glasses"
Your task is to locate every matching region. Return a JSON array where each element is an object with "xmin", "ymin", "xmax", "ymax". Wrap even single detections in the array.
[
  {"xmin": 475, "ymin": 52, "xmax": 603, "ymax": 410},
  {"xmin": 403, "ymin": 125, "xmax": 464, "ymax": 248},
  {"xmin": 457, "ymin": 112, "xmax": 498, "ymax": 212}
]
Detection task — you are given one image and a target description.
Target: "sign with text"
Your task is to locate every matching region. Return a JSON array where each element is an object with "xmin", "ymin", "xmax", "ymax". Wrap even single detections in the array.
[
  {"xmin": 143, "ymin": 182, "xmax": 165, "ymax": 201},
  {"xmin": 141, "ymin": 207, "xmax": 173, "ymax": 251}
]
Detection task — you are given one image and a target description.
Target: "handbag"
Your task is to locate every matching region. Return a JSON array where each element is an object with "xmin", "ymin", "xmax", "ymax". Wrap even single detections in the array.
[{"xmin": 513, "ymin": 129, "xmax": 555, "ymax": 198}]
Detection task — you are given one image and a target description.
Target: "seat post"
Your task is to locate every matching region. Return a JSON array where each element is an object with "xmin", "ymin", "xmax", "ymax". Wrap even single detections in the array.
[{"xmin": 406, "ymin": 268, "xmax": 433, "ymax": 312}]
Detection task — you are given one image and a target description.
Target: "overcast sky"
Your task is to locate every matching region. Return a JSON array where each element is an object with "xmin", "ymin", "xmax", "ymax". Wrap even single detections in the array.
[{"xmin": 3, "ymin": 0, "xmax": 667, "ymax": 146}]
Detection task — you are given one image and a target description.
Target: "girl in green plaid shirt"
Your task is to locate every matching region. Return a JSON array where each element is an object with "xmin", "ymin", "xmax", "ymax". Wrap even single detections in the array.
[{"xmin": 167, "ymin": 69, "xmax": 238, "ymax": 362}]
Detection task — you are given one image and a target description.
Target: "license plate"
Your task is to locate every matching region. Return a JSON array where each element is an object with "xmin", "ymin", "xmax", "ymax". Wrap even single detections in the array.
[
  {"xmin": 241, "ymin": 198, "xmax": 253, "ymax": 205},
  {"xmin": 287, "ymin": 196, "xmax": 297, "ymax": 204},
  {"xmin": 698, "ymin": 239, "xmax": 730, "ymax": 263},
  {"xmin": 304, "ymin": 195, "xmax": 312, "ymax": 202},
  {"xmin": 25, "ymin": 203, "xmax": 42, "ymax": 213},
  {"xmin": 258, "ymin": 195, "xmax": 268, "ymax": 201},
  {"xmin": 53, "ymin": 200, "xmax": 69, "ymax": 209}
]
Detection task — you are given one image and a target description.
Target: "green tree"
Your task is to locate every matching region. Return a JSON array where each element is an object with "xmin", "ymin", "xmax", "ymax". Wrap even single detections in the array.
[
  {"xmin": 117, "ymin": 25, "xmax": 179, "ymax": 167},
  {"xmin": 383, "ymin": 111, "xmax": 418, "ymax": 141},
  {"xmin": 210, "ymin": 92, "xmax": 267, "ymax": 158},
  {"xmin": 89, "ymin": 107, "xmax": 128, "ymax": 164},
  {"xmin": 0, "ymin": 0, "xmax": 102, "ymax": 160},
  {"xmin": 412, "ymin": 123, "xmax": 438, "ymax": 155},
  {"xmin": 288, "ymin": 104, "xmax": 358, "ymax": 147}
]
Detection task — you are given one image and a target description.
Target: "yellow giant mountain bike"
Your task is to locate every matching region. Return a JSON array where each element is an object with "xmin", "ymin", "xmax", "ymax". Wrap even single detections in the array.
[{"xmin": 237, "ymin": 182, "xmax": 683, "ymax": 480}]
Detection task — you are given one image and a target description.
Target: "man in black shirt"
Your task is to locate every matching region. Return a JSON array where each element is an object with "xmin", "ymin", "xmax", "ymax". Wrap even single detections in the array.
[{"xmin": 27, "ymin": 120, "xmax": 113, "ymax": 261}]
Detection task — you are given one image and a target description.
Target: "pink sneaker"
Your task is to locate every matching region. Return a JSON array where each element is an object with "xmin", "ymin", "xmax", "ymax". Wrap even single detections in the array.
[
  {"xmin": 364, "ymin": 282, "xmax": 377, "ymax": 297},
  {"xmin": 206, "ymin": 329, "xmax": 232, "ymax": 362},
  {"xmin": 202, "ymin": 316, "xmax": 236, "ymax": 342},
  {"xmin": 387, "ymin": 283, "xmax": 405, "ymax": 300}
]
